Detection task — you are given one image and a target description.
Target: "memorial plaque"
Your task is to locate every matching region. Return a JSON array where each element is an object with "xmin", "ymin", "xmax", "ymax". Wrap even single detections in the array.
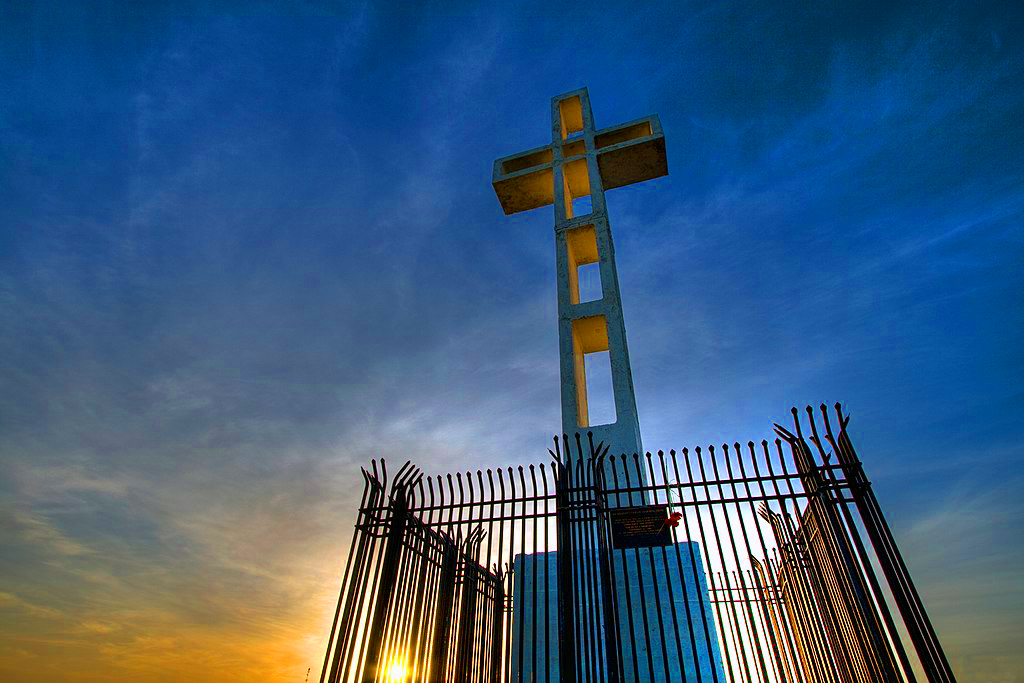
[{"xmin": 609, "ymin": 505, "xmax": 673, "ymax": 549}]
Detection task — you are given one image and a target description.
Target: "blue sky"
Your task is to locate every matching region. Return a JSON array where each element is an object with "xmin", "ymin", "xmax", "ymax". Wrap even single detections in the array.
[{"xmin": 1, "ymin": 2, "xmax": 1022, "ymax": 681}]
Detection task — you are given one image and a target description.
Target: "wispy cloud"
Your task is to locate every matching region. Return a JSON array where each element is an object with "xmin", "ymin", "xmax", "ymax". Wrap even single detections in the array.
[{"xmin": 0, "ymin": 2, "xmax": 1020, "ymax": 681}]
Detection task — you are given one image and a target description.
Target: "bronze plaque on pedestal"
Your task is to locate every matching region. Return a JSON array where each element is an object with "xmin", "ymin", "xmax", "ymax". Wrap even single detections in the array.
[{"xmin": 609, "ymin": 505, "xmax": 673, "ymax": 549}]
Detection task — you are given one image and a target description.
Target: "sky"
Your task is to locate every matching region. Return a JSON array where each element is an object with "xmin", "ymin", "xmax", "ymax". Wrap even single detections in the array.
[{"xmin": 0, "ymin": 1, "xmax": 1021, "ymax": 681}]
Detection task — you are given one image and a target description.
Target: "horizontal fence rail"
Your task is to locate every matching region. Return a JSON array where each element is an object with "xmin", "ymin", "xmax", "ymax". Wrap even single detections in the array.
[{"xmin": 320, "ymin": 404, "xmax": 956, "ymax": 683}]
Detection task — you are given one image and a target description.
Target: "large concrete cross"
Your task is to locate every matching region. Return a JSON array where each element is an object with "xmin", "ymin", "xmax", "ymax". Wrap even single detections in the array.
[
  {"xmin": 492, "ymin": 87, "xmax": 667, "ymax": 468},
  {"xmin": 491, "ymin": 91, "xmax": 726, "ymax": 683}
]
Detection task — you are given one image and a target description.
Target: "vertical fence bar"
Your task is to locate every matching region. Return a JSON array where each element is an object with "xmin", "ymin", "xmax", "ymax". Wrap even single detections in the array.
[
  {"xmin": 322, "ymin": 471, "xmax": 376, "ymax": 683},
  {"xmin": 555, "ymin": 442, "xmax": 579, "ymax": 683},
  {"xmin": 753, "ymin": 440, "xmax": 803, "ymax": 683},
  {"xmin": 362, "ymin": 483, "xmax": 410, "ymax": 683},
  {"xmin": 578, "ymin": 440, "xmax": 601, "ymax": 683},
  {"xmin": 722, "ymin": 443, "xmax": 771, "ymax": 683},
  {"xmin": 684, "ymin": 447, "xmax": 732, "ymax": 683},
  {"xmin": 738, "ymin": 441, "xmax": 787, "ymax": 683},
  {"xmin": 344, "ymin": 464, "xmax": 392, "ymax": 683},
  {"xmin": 593, "ymin": 451, "xmax": 622, "ymax": 683},
  {"xmin": 647, "ymin": 451, "xmax": 686, "ymax": 683},
  {"xmin": 768, "ymin": 441, "xmax": 837, "ymax": 683},
  {"xmin": 432, "ymin": 539, "xmax": 457, "ymax": 682},
  {"xmin": 607, "ymin": 454, "xmax": 642, "ymax": 683},
  {"xmin": 669, "ymin": 449, "xmax": 718, "ymax": 683},
  {"xmin": 491, "ymin": 569, "xmax": 505, "ymax": 683}
]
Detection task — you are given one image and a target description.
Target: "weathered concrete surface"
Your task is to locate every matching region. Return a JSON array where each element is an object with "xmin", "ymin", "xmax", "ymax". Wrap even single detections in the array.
[{"xmin": 493, "ymin": 87, "xmax": 668, "ymax": 482}]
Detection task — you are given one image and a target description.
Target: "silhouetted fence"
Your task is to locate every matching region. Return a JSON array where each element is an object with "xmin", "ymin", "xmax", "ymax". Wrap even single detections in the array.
[{"xmin": 319, "ymin": 404, "xmax": 956, "ymax": 683}]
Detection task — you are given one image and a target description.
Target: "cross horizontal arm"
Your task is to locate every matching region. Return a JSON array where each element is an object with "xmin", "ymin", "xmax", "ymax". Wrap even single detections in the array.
[{"xmin": 492, "ymin": 114, "xmax": 667, "ymax": 215}]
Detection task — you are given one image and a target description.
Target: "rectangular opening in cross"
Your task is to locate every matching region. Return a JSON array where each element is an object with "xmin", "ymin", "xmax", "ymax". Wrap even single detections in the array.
[
  {"xmin": 566, "ymin": 225, "xmax": 601, "ymax": 304},
  {"xmin": 559, "ymin": 96, "xmax": 584, "ymax": 140},
  {"xmin": 562, "ymin": 158, "xmax": 592, "ymax": 220},
  {"xmin": 572, "ymin": 195, "xmax": 592, "ymax": 218},
  {"xmin": 571, "ymin": 315, "xmax": 615, "ymax": 427},
  {"xmin": 583, "ymin": 351, "xmax": 615, "ymax": 426}
]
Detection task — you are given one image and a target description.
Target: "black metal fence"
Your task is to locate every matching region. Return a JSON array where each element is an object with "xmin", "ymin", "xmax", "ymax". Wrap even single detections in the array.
[{"xmin": 319, "ymin": 404, "xmax": 956, "ymax": 683}]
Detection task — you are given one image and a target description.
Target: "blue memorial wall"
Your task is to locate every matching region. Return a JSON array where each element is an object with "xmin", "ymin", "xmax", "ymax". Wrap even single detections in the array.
[{"xmin": 510, "ymin": 542, "xmax": 726, "ymax": 683}]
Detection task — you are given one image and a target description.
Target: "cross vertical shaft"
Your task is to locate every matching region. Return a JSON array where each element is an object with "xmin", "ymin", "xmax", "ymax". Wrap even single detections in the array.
[
  {"xmin": 493, "ymin": 87, "xmax": 668, "ymax": 477},
  {"xmin": 550, "ymin": 89, "xmax": 642, "ymax": 466}
]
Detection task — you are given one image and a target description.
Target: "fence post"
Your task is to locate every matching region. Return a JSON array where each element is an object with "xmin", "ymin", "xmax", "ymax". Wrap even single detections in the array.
[
  {"xmin": 362, "ymin": 486, "xmax": 410, "ymax": 683},
  {"xmin": 490, "ymin": 575, "xmax": 505, "ymax": 683},
  {"xmin": 455, "ymin": 557, "xmax": 480, "ymax": 683},
  {"xmin": 555, "ymin": 456, "xmax": 578, "ymax": 683},
  {"xmin": 592, "ymin": 457, "xmax": 621, "ymax": 683},
  {"xmin": 430, "ymin": 543, "xmax": 458, "ymax": 683}
]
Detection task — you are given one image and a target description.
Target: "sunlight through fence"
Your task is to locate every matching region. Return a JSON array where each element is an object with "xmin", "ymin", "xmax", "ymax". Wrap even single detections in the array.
[{"xmin": 319, "ymin": 404, "xmax": 956, "ymax": 683}]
